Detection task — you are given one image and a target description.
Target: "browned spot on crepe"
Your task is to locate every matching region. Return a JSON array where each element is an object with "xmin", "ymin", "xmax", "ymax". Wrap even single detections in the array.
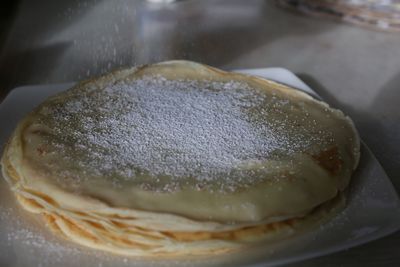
[{"xmin": 312, "ymin": 146, "xmax": 343, "ymax": 175}]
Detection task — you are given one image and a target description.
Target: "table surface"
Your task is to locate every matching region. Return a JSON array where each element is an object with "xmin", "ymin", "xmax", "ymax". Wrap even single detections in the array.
[{"xmin": 0, "ymin": 0, "xmax": 399, "ymax": 266}]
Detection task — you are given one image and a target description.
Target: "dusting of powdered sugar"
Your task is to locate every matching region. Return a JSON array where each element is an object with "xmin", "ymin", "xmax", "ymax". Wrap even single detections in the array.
[
  {"xmin": 0, "ymin": 204, "xmax": 82, "ymax": 266},
  {"xmin": 0, "ymin": 203, "xmax": 161, "ymax": 267},
  {"xmin": 38, "ymin": 75, "xmax": 325, "ymax": 192}
]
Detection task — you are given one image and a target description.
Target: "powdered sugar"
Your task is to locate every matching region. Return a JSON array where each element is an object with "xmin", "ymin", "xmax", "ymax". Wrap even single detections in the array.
[
  {"xmin": 39, "ymin": 75, "xmax": 320, "ymax": 192},
  {"xmin": 0, "ymin": 204, "xmax": 145, "ymax": 267},
  {"xmin": 0, "ymin": 204, "xmax": 83, "ymax": 266}
]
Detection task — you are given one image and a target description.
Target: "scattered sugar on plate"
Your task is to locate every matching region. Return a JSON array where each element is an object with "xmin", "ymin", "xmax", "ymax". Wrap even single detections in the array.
[{"xmin": 0, "ymin": 202, "xmax": 172, "ymax": 267}]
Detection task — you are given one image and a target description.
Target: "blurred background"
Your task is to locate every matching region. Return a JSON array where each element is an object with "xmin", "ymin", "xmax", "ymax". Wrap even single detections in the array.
[{"xmin": 0, "ymin": 0, "xmax": 399, "ymax": 266}]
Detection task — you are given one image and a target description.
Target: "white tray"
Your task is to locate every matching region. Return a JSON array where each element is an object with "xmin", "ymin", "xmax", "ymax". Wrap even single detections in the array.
[{"xmin": 0, "ymin": 68, "xmax": 399, "ymax": 267}]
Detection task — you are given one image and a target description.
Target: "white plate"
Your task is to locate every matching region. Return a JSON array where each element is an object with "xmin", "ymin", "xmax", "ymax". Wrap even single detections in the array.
[{"xmin": 0, "ymin": 68, "xmax": 399, "ymax": 267}]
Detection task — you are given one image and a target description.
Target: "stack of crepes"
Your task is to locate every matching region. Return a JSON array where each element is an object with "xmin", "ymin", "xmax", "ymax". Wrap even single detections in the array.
[{"xmin": 1, "ymin": 61, "xmax": 360, "ymax": 256}]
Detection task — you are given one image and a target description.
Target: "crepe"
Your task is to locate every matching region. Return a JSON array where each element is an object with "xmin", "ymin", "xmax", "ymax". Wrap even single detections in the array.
[{"xmin": 1, "ymin": 60, "xmax": 360, "ymax": 256}]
